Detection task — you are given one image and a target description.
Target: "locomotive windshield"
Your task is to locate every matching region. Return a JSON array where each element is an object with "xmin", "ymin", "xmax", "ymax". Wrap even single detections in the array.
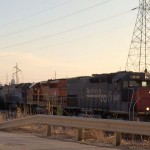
[
  {"xmin": 112, "ymin": 72, "xmax": 150, "ymax": 91},
  {"xmin": 129, "ymin": 80, "xmax": 139, "ymax": 87},
  {"xmin": 142, "ymin": 81, "xmax": 147, "ymax": 87},
  {"xmin": 113, "ymin": 72, "xmax": 150, "ymax": 102},
  {"xmin": 123, "ymin": 80, "xmax": 149, "ymax": 88}
]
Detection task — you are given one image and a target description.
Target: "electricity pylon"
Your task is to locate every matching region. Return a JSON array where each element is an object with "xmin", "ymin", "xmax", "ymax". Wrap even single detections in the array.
[
  {"xmin": 126, "ymin": 0, "xmax": 150, "ymax": 72},
  {"xmin": 13, "ymin": 63, "xmax": 22, "ymax": 84}
]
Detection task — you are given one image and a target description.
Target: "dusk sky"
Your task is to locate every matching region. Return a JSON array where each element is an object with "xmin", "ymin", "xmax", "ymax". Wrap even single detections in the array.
[{"xmin": 0, "ymin": 0, "xmax": 139, "ymax": 84}]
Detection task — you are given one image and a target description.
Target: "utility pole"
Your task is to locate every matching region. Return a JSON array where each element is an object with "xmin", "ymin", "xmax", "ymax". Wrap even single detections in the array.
[
  {"xmin": 13, "ymin": 63, "xmax": 22, "ymax": 84},
  {"xmin": 126, "ymin": 0, "xmax": 150, "ymax": 72}
]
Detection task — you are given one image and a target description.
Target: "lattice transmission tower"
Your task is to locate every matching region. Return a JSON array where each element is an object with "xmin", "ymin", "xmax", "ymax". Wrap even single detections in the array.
[
  {"xmin": 12, "ymin": 63, "xmax": 22, "ymax": 84},
  {"xmin": 126, "ymin": 0, "xmax": 150, "ymax": 72}
]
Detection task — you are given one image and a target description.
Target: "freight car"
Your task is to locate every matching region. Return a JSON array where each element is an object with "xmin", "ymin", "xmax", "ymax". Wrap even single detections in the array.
[
  {"xmin": 0, "ymin": 83, "xmax": 31, "ymax": 111},
  {"xmin": 64, "ymin": 71, "xmax": 150, "ymax": 121}
]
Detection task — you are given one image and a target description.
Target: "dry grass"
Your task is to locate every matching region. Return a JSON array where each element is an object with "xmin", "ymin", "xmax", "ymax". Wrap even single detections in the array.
[
  {"xmin": 19, "ymin": 124, "xmax": 47, "ymax": 134},
  {"xmin": 0, "ymin": 112, "xmax": 4, "ymax": 123},
  {"xmin": 83, "ymin": 129, "xmax": 114, "ymax": 144},
  {"xmin": 122, "ymin": 137, "xmax": 150, "ymax": 149}
]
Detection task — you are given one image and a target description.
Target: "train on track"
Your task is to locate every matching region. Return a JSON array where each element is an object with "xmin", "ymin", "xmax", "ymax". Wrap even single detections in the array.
[{"xmin": 0, "ymin": 71, "xmax": 150, "ymax": 121}]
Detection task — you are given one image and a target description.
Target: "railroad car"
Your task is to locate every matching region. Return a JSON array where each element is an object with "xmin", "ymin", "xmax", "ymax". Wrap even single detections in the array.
[
  {"xmin": 64, "ymin": 71, "xmax": 150, "ymax": 120},
  {"xmin": 27, "ymin": 79, "xmax": 67, "ymax": 114},
  {"xmin": 0, "ymin": 83, "xmax": 31, "ymax": 110}
]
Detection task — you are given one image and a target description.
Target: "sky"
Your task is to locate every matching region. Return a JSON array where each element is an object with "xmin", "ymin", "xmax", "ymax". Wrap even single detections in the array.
[{"xmin": 0, "ymin": 0, "xmax": 139, "ymax": 84}]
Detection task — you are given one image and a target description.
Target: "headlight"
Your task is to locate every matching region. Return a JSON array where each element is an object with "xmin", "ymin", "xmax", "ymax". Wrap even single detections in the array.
[{"xmin": 146, "ymin": 107, "xmax": 150, "ymax": 111}]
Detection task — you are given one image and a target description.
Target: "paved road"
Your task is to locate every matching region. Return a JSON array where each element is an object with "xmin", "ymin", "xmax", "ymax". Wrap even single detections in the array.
[{"xmin": 0, "ymin": 131, "xmax": 127, "ymax": 150}]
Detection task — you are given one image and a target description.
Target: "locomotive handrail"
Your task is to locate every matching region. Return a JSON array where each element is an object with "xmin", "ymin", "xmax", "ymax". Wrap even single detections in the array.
[
  {"xmin": 0, "ymin": 114, "xmax": 150, "ymax": 146},
  {"xmin": 133, "ymin": 97, "xmax": 141, "ymax": 121},
  {"xmin": 128, "ymin": 88, "xmax": 135, "ymax": 121}
]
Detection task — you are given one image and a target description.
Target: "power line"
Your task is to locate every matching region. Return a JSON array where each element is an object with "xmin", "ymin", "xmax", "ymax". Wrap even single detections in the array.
[
  {"xmin": 29, "ymin": 23, "xmax": 134, "ymax": 51},
  {"xmin": 0, "ymin": 0, "xmax": 113, "ymax": 38},
  {"xmin": 0, "ymin": 0, "xmax": 73, "ymax": 27},
  {"xmin": 0, "ymin": 9, "xmax": 134, "ymax": 50}
]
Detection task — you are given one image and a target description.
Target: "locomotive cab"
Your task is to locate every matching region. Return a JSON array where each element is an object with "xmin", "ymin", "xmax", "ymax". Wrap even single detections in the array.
[{"xmin": 113, "ymin": 71, "xmax": 150, "ymax": 120}]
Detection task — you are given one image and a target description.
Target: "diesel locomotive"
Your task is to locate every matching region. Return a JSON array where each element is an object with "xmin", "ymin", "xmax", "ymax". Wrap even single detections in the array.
[{"xmin": 64, "ymin": 71, "xmax": 150, "ymax": 120}]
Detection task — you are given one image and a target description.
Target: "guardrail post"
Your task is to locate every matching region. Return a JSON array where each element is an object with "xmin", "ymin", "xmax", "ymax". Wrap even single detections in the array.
[
  {"xmin": 46, "ymin": 125, "xmax": 53, "ymax": 136},
  {"xmin": 115, "ymin": 132, "xmax": 121, "ymax": 146},
  {"xmin": 76, "ymin": 128, "xmax": 83, "ymax": 141}
]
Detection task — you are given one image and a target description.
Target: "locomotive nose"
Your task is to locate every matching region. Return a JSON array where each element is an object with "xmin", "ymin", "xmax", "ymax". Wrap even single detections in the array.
[{"xmin": 134, "ymin": 87, "xmax": 150, "ymax": 112}]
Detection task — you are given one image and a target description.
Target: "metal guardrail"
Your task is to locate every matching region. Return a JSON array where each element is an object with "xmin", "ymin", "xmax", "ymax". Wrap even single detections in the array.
[{"xmin": 0, "ymin": 115, "xmax": 150, "ymax": 146}]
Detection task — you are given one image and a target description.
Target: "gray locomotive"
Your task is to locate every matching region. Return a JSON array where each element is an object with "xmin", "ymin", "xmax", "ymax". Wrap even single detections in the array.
[{"xmin": 64, "ymin": 71, "xmax": 150, "ymax": 120}]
